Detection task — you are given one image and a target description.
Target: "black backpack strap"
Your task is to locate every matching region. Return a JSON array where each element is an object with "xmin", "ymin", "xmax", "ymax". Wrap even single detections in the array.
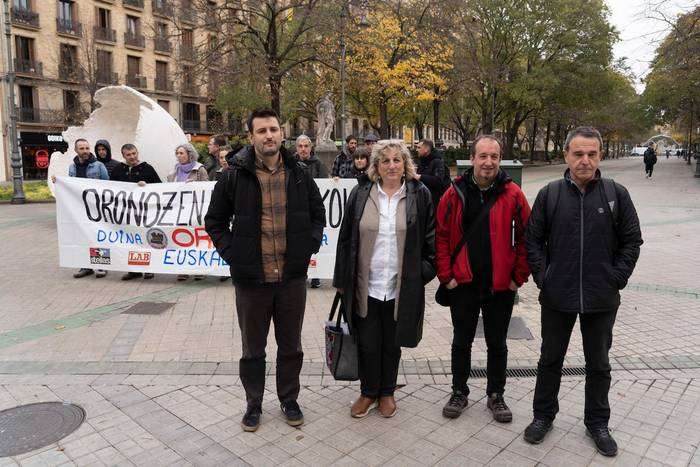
[
  {"xmin": 545, "ymin": 179, "xmax": 563, "ymax": 233},
  {"xmin": 600, "ymin": 178, "xmax": 619, "ymax": 228},
  {"xmin": 451, "ymin": 193, "xmax": 498, "ymax": 265}
]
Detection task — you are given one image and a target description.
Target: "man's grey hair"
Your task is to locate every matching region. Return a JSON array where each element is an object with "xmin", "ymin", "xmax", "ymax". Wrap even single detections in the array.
[
  {"xmin": 295, "ymin": 135, "xmax": 312, "ymax": 146},
  {"xmin": 175, "ymin": 143, "xmax": 199, "ymax": 163},
  {"xmin": 121, "ymin": 143, "xmax": 137, "ymax": 153},
  {"xmin": 366, "ymin": 139, "xmax": 417, "ymax": 182},
  {"xmin": 564, "ymin": 126, "xmax": 603, "ymax": 152}
]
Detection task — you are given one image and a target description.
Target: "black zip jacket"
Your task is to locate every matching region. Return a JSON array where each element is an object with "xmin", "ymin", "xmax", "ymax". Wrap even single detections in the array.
[
  {"xmin": 95, "ymin": 139, "xmax": 120, "ymax": 178},
  {"xmin": 525, "ymin": 169, "xmax": 643, "ymax": 313},
  {"xmin": 111, "ymin": 161, "xmax": 162, "ymax": 184},
  {"xmin": 204, "ymin": 145, "xmax": 326, "ymax": 285},
  {"xmin": 417, "ymin": 150, "xmax": 448, "ymax": 208}
]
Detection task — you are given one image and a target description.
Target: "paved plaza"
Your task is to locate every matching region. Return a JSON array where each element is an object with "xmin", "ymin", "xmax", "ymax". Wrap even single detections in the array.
[{"xmin": 0, "ymin": 157, "xmax": 699, "ymax": 466}]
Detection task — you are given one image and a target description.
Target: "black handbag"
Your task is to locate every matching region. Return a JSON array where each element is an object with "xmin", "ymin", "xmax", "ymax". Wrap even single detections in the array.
[
  {"xmin": 435, "ymin": 194, "xmax": 498, "ymax": 306},
  {"xmin": 324, "ymin": 292, "xmax": 359, "ymax": 381}
]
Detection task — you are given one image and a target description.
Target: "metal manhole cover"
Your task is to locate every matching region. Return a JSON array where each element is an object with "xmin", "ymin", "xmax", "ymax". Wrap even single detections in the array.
[
  {"xmin": 122, "ymin": 301, "xmax": 175, "ymax": 315},
  {"xmin": 0, "ymin": 402, "xmax": 86, "ymax": 457}
]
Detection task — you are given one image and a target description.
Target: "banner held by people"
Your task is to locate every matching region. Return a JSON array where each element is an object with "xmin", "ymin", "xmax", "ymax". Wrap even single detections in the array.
[{"xmin": 55, "ymin": 176, "xmax": 356, "ymax": 278}]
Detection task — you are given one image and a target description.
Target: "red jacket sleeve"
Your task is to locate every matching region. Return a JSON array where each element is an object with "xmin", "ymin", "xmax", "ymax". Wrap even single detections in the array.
[
  {"xmin": 512, "ymin": 189, "xmax": 532, "ymax": 286},
  {"xmin": 435, "ymin": 187, "xmax": 454, "ymax": 284}
]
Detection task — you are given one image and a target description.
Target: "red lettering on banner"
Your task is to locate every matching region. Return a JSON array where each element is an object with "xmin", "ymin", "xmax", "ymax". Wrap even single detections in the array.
[{"xmin": 171, "ymin": 227, "xmax": 213, "ymax": 248}]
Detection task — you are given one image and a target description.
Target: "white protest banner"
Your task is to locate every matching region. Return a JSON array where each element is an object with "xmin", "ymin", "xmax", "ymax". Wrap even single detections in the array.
[{"xmin": 55, "ymin": 176, "xmax": 357, "ymax": 279}]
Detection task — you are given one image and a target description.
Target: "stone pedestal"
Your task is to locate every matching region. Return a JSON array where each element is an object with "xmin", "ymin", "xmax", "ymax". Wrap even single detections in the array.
[{"xmin": 315, "ymin": 143, "xmax": 338, "ymax": 173}]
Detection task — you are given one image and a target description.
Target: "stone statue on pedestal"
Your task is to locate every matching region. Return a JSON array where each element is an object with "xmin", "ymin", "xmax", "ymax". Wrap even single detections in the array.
[{"xmin": 315, "ymin": 92, "xmax": 337, "ymax": 152}]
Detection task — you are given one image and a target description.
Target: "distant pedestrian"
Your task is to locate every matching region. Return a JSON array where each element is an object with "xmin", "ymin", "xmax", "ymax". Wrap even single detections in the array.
[
  {"xmin": 643, "ymin": 142, "xmax": 657, "ymax": 179},
  {"xmin": 331, "ymin": 135, "xmax": 358, "ymax": 180},
  {"xmin": 523, "ymin": 126, "xmax": 643, "ymax": 457},
  {"xmin": 168, "ymin": 143, "xmax": 208, "ymax": 282},
  {"xmin": 95, "ymin": 139, "xmax": 120, "ymax": 179},
  {"xmin": 334, "ymin": 139, "xmax": 436, "ymax": 419},
  {"xmin": 348, "ymin": 148, "xmax": 369, "ymax": 180},
  {"xmin": 415, "ymin": 139, "xmax": 450, "ymax": 209},
  {"xmin": 112, "ymin": 143, "xmax": 162, "ymax": 281},
  {"xmin": 52, "ymin": 139, "xmax": 109, "ymax": 279},
  {"xmin": 205, "ymin": 108, "xmax": 325, "ymax": 432}
]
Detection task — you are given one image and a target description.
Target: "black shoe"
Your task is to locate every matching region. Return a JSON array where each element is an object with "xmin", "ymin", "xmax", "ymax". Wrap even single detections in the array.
[
  {"xmin": 310, "ymin": 278, "xmax": 321, "ymax": 288},
  {"xmin": 442, "ymin": 391, "xmax": 468, "ymax": 419},
  {"xmin": 524, "ymin": 418, "xmax": 552, "ymax": 444},
  {"xmin": 487, "ymin": 393, "xmax": 513, "ymax": 423},
  {"xmin": 241, "ymin": 405, "xmax": 262, "ymax": 432},
  {"xmin": 281, "ymin": 400, "xmax": 304, "ymax": 427},
  {"xmin": 73, "ymin": 268, "xmax": 94, "ymax": 279},
  {"xmin": 143, "ymin": 273, "xmax": 155, "ymax": 280},
  {"xmin": 587, "ymin": 426, "xmax": 618, "ymax": 457},
  {"xmin": 122, "ymin": 272, "xmax": 143, "ymax": 281}
]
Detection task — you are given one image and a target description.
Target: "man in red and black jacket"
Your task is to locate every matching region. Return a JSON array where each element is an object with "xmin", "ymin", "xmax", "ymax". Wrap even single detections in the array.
[{"xmin": 435, "ymin": 135, "xmax": 531, "ymax": 423}]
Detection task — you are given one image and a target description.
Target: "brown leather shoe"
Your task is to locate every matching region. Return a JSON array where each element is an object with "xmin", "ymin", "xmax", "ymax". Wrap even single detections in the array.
[
  {"xmin": 378, "ymin": 396, "xmax": 397, "ymax": 418},
  {"xmin": 350, "ymin": 396, "xmax": 376, "ymax": 418}
]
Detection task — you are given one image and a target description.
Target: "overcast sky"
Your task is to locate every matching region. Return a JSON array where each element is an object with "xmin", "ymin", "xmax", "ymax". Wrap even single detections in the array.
[{"xmin": 606, "ymin": 0, "xmax": 696, "ymax": 93}]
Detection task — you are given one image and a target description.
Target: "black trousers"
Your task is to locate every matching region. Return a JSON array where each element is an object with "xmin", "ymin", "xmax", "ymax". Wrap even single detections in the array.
[
  {"xmin": 533, "ymin": 306, "xmax": 617, "ymax": 428},
  {"xmin": 449, "ymin": 285, "xmax": 515, "ymax": 395},
  {"xmin": 645, "ymin": 163, "xmax": 654, "ymax": 177},
  {"xmin": 234, "ymin": 277, "xmax": 306, "ymax": 407},
  {"xmin": 355, "ymin": 296, "xmax": 401, "ymax": 398}
]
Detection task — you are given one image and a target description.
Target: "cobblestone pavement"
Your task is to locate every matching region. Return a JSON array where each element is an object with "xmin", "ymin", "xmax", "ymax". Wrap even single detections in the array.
[{"xmin": 0, "ymin": 157, "xmax": 699, "ymax": 465}]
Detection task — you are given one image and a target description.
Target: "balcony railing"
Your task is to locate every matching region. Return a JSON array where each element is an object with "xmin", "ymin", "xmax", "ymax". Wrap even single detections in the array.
[
  {"xmin": 14, "ymin": 59, "xmax": 43, "ymax": 76},
  {"xmin": 181, "ymin": 8, "xmax": 196, "ymax": 24},
  {"xmin": 58, "ymin": 64, "xmax": 84, "ymax": 83},
  {"xmin": 155, "ymin": 77, "xmax": 174, "ymax": 92},
  {"xmin": 154, "ymin": 36, "xmax": 172, "ymax": 54},
  {"xmin": 94, "ymin": 26, "xmax": 117, "ymax": 43},
  {"xmin": 18, "ymin": 107, "xmax": 66, "ymax": 125},
  {"xmin": 56, "ymin": 18, "xmax": 82, "ymax": 37},
  {"xmin": 97, "ymin": 71, "xmax": 119, "ymax": 86},
  {"xmin": 181, "ymin": 82, "xmax": 198, "ymax": 96},
  {"xmin": 11, "ymin": 7, "xmax": 40, "ymax": 28},
  {"xmin": 124, "ymin": 31, "xmax": 145, "ymax": 48},
  {"xmin": 126, "ymin": 75, "xmax": 147, "ymax": 88},
  {"xmin": 123, "ymin": 0, "xmax": 144, "ymax": 9},
  {"xmin": 153, "ymin": 1, "xmax": 174, "ymax": 16},
  {"xmin": 180, "ymin": 46, "xmax": 195, "ymax": 62}
]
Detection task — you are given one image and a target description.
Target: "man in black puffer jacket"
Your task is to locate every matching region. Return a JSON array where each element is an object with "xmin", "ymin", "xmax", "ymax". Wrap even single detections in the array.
[
  {"xmin": 205, "ymin": 109, "xmax": 325, "ymax": 433},
  {"xmin": 523, "ymin": 127, "xmax": 642, "ymax": 457},
  {"xmin": 415, "ymin": 139, "xmax": 449, "ymax": 209}
]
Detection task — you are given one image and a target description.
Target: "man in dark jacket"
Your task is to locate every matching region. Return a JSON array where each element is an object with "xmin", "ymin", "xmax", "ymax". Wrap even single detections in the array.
[
  {"xmin": 294, "ymin": 134, "xmax": 328, "ymax": 179},
  {"xmin": 436, "ymin": 135, "xmax": 531, "ymax": 423},
  {"xmin": 205, "ymin": 108, "xmax": 325, "ymax": 433},
  {"xmin": 330, "ymin": 135, "xmax": 358, "ymax": 179},
  {"xmin": 112, "ymin": 143, "xmax": 162, "ymax": 281},
  {"xmin": 95, "ymin": 139, "xmax": 120, "ymax": 179},
  {"xmin": 205, "ymin": 134, "xmax": 226, "ymax": 180},
  {"xmin": 523, "ymin": 126, "xmax": 643, "ymax": 457},
  {"xmin": 415, "ymin": 139, "xmax": 449, "ymax": 208},
  {"xmin": 643, "ymin": 142, "xmax": 657, "ymax": 179}
]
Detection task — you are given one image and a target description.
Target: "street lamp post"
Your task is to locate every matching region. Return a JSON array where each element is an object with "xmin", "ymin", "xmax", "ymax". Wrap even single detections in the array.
[
  {"xmin": 339, "ymin": 5, "xmax": 347, "ymax": 145},
  {"xmin": 3, "ymin": 0, "xmax": 25, "ymax": 204}
]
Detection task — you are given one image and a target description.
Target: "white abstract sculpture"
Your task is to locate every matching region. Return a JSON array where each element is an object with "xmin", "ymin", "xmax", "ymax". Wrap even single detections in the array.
[{"xmin": 47, "ymin": 86, "xmax": 188, "ymax": 195}]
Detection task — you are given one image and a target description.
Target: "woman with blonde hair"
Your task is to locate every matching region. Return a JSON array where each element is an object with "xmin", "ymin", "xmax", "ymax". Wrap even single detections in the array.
[
  {"xmin": 168, "ymin": 143, "xmax": 208, "ymax": 281},
  {"xmin": 333, "ymin": 139, "xmax": 436, "ymax": 418}
]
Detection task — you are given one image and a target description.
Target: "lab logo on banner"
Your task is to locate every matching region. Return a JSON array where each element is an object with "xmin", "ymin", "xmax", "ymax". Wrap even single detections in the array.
[
  {"xmin": 146, "ymin": 228, "xmax": 168, "ymax": 249},
  {"xmin": 128, "ymin": 251, "xmax": 151, "ymax": 266},
  {"xmin": 89, "ymin": 248, "xmax": 111, "ymax": 265}
]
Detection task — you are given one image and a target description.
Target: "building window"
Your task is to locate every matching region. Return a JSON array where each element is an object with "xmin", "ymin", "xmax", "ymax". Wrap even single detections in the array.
[
  {"xmin": 19, "ymin": 85, "xmax": 34, "ymax": 109},
  {"xmin": 96, "ymin": 49, "xmax": 112, "ymax": 82},
  {"xmin": 182, "ymin": 29, "xmax": 193, "ymax": 49},
  {"xmin": 158, "ymin": 100, "xmax": 169, "ymax": 112},
  {"xmin": 97, "ymin": 8, "xmax": 110, "ymax": 29},
  {"xmin": 63, "ymin": 90, "xmax": 79, "ymax": 112},
  {"xmin": 58, "ymin": 0, "xmax": 73, "ymax": 21},
  {"xmin": 15, "ymin": 36, "xmax": 33, "ymax": 61},
  {"xmin": 126, "ymin": 15, "xmax": 139, "ymax": 35},
  {"xmin": 14, "ymin": 0, "xmax": 30, "ymax": 9},
  {"xmin": 183, "ymin": 102, "xmax": 200, "ymax": 128}
]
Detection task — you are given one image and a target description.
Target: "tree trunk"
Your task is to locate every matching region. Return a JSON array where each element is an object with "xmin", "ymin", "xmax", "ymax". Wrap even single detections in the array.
[
  {"xmin": 269, "ymin": 75, "xmax": 282, "ymax": 117},
  {"xmin": 688, "ymin": 106, "xmax": 694, "ymax": 164},
  {"xmin": 604, "ymin": 139, "xmax": 610, "ymax": 159},
  {"xmin": 415, "ymin": 121, "xmax": 424, "ymax": 140},
  {"xmin": 433, "ymin": 89, "xmax": 440, "ymax": 141},
  {"xmin": 379, "ymin": 97, "xmax": 390, "ymax": 139},
  {"xmin": 544, "ymin": 120, "xmax": 551, "ymax": 162},
  {"xmin": 530, "ymin": 118, "xmax": 538, "ymax": 160}
]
